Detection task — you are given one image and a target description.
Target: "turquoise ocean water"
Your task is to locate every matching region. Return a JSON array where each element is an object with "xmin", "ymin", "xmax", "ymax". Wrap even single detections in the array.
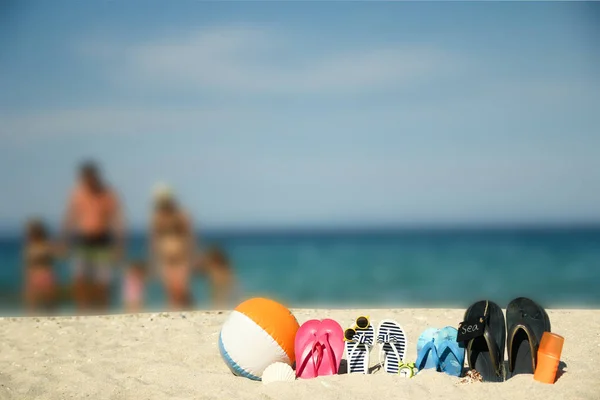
[{"xmin": 1, "ymin": 227, "xmax": 599, "ymax": 314}]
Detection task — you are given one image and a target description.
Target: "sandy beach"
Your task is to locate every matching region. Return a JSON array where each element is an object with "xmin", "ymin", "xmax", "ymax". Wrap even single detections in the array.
[{"xmin": 1, "ymin": 308, "xmax": 598, "ymax": 400}]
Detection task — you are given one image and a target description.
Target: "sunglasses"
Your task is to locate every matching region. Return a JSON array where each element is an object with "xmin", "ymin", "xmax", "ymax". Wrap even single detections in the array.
[{"xmin": 343, "ymin": 316, "xmax": 371, "ymax": 342}]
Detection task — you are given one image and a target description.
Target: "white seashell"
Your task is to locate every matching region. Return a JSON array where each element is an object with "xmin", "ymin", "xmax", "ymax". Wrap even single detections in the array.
[{"xmin": 261, "ymin": 362, "xmax": 296, "ymax": 384}]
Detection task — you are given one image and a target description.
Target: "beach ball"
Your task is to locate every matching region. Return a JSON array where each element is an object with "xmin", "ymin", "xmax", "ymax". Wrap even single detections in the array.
[{"xmin": 219, "ymin": 297, "xmax": 300, "ymax": 381}]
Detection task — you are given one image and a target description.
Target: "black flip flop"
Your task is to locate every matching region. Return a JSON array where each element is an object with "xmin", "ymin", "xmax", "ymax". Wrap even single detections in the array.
[
  {"xmin": 506, "ymin": 297, "xmax": 551, "ymax": 377},
  {"xmin": 464, "ymin": 300, "xmax": 506, "ymax": 382}
]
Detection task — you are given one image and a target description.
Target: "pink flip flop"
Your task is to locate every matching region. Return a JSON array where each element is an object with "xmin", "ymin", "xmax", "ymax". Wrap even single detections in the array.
[
  {"xmin": 295, "ymin": 320, "xmax": 321, "ymax": 379},
  {"xmin": 295, "ymin": 319, "xmax": 344, "ymax": 379}
]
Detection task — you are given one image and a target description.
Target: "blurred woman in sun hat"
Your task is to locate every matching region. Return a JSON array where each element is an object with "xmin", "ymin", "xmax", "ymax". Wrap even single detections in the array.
[{"xmin": 149, "ymin": 183, "xmax": 198, "ymax": 310}]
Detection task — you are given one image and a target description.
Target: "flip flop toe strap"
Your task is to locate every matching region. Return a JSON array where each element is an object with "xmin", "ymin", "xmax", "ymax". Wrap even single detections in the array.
[
  {"xmin": 467, "ymin": 328, "xmax": 503, "ymax": 378},
  {"xmin": 507, "ymin": 323, "xmax": 540, "ymax": 372},
  {"xmin": 347, "ymin": 341, "xmax": 369, "ymax": 373},
  {"xmin": 377, "ymin": 333, "xmax": 403, "ymax": 344},
  {"xmin": 350, "ymin": 331, "xmax": 373, "ymax": 346},
  {"xmin": 315, "ymin": 333, "xmax": 337, "ymax": 374},
  {"xmin": 416, "ymin": 338, "xmax": 439, "ymax": 370},
  {"xmin": 296, "ymin": 339, "xmax": 315, "ymax": 377},
  {"xmin": 296, "ymin": 337, "xmax": 325, "ymax": 377},
  {"xmin": 483, "ymin": 328, "xmax": 503, "ymax": 376},
  {"xmin": 377, "ymin": 332, "xmax": 404, "ymax": 369},
  {"xmin": 346, "ymin": 327, "xmax": 374, "ymax": 373},
  {"xmin": 437, "ymin": 340, "xmax": 464, "ymax": 372}
]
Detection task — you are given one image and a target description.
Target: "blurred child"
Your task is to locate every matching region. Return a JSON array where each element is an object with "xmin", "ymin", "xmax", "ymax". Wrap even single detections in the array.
[
  {"xmin": 199, "ymin": 246, "xmax": 236, "ymax": 309},
  {"xmin": 23, "ymin": 218, "xmax": 62, "ymax": 313},
  {"xmin": 123, "ymin": 260, "xmax": 146, "ymax": 313}
]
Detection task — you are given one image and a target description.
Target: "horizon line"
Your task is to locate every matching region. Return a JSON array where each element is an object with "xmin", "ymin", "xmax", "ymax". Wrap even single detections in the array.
[{"xmin": 2, "ymin": 221, "xmax": 600, "ymax": 237}]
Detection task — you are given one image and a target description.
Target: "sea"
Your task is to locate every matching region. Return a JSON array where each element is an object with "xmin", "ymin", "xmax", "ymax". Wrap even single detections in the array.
[{"xmin": 1, "ymin": 227, "xmax": 600, "ymax": 315}]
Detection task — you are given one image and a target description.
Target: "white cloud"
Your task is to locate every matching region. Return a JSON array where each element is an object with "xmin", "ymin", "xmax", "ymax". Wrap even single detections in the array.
[
  {"xmin": 2, "ymin": 76, "xmax": 597, "ymax": 142},
  {"xmin": 89, "ymin": 26, "xmax": 458, "ymax": 95},
  {"xmin": 0, "ymin": 106, "xmax": 246, "ymax": 139},
  {"xmin": 0, "ymin": 26, "xmax": 463, "ymax": 140},
  {"xmin": 3, "ymin": 25, "xmax": 597, "ymax": 142}
]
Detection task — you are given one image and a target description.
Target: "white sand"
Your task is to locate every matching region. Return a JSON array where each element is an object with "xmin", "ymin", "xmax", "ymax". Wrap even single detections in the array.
[{"xmin": 1, "ymin": 308, "xmax": 599, "ymax": 400}]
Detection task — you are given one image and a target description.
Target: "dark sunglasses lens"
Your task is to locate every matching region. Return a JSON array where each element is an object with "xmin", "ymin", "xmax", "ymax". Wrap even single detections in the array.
[
  {"xmin": 356, "ymin": 317, "xmax": 369, "ymax": 329},
  {"xmin": 344, "ymin": 328, "xmax": 356, "ymax": 341}
]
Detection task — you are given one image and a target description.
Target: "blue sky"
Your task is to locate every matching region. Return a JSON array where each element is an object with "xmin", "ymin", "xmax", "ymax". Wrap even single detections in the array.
[{"xmin": 0, "ymin": 1, "xmax": 599, "ymax": 230}]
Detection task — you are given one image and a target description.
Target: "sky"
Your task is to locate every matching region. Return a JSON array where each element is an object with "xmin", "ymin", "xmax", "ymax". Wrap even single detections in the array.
[{"xmin": 0, "ymin": 1, "xmax": 599, "ymax": 231}]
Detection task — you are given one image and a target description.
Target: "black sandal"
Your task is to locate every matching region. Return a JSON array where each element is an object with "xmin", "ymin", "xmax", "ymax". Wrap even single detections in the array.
[
  {"xmin": 463, "ymin": 300, "xmax": 506, "ymax": 382},
  {"xmin": 506, "ymin": 297, "xmax": 551, "ymax": 377}
]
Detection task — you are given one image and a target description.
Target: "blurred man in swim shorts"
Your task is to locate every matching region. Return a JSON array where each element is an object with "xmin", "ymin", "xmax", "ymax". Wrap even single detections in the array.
[{"xmin": 61, "ymin": 161, "xmax": 125, "ymax": 312}]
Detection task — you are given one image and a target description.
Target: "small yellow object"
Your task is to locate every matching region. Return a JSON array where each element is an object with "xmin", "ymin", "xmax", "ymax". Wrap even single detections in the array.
[{"xmin": 398, "ymin": 362, "xmax": 416, "ymax": 378}]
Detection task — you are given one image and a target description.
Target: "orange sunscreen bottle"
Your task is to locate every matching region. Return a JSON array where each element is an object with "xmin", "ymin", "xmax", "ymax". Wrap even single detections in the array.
[{"xmin": 534, "ymin": 332, "xmax": 564, "ymax": 384}]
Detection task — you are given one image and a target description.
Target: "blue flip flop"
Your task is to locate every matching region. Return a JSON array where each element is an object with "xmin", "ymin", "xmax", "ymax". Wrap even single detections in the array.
[
  {"xmin": 416, "ymin": 328, "xmax": 440, "ymax": 371},
  {"xmin": 435, "ymin": 326, "xmax": 465, "ymax": 377}
]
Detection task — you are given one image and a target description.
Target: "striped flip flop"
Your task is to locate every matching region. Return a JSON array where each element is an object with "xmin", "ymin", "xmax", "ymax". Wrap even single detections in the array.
[
  {"xmin": 377, "ymin": 319, "xmax": 407, "ymax": 374},
  {"xmin": 344, "ymin": 316, "xmax": 374, "ymax": 374}
]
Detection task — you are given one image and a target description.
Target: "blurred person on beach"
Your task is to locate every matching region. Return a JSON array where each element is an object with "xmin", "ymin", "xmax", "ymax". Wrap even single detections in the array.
[
  {"xmin": 197, "ymin": 246, "xmax": 236, "ymax": 309},
  {"xmin": 61, "ymin": 161, "xmax": 125, "ymax": 312},
  {"xmin": 150, "ymin": 184, "xmax": 197, "ymax": 310},
  {"xmin": 123, "ymin": 260, "xmax": 146, "ymax": 313},
  {"xmin": 22, "ymin": 218, "xmax": 63, "ymax": 314}
]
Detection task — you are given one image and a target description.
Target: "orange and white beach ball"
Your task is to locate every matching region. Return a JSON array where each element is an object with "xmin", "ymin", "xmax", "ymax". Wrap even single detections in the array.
[{"xmin": 219, "ymin": 297, "xmax": 299, "ymax": 380}]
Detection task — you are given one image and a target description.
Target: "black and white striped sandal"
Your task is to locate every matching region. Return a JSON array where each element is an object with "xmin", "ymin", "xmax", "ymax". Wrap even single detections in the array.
[
  {"xmin": 377, "ymin": 319, "xmax": 407, "ymax": 374},
  {"xmin": 344, "ymin": 316, "xmax": 374, "ymax": 374}
]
